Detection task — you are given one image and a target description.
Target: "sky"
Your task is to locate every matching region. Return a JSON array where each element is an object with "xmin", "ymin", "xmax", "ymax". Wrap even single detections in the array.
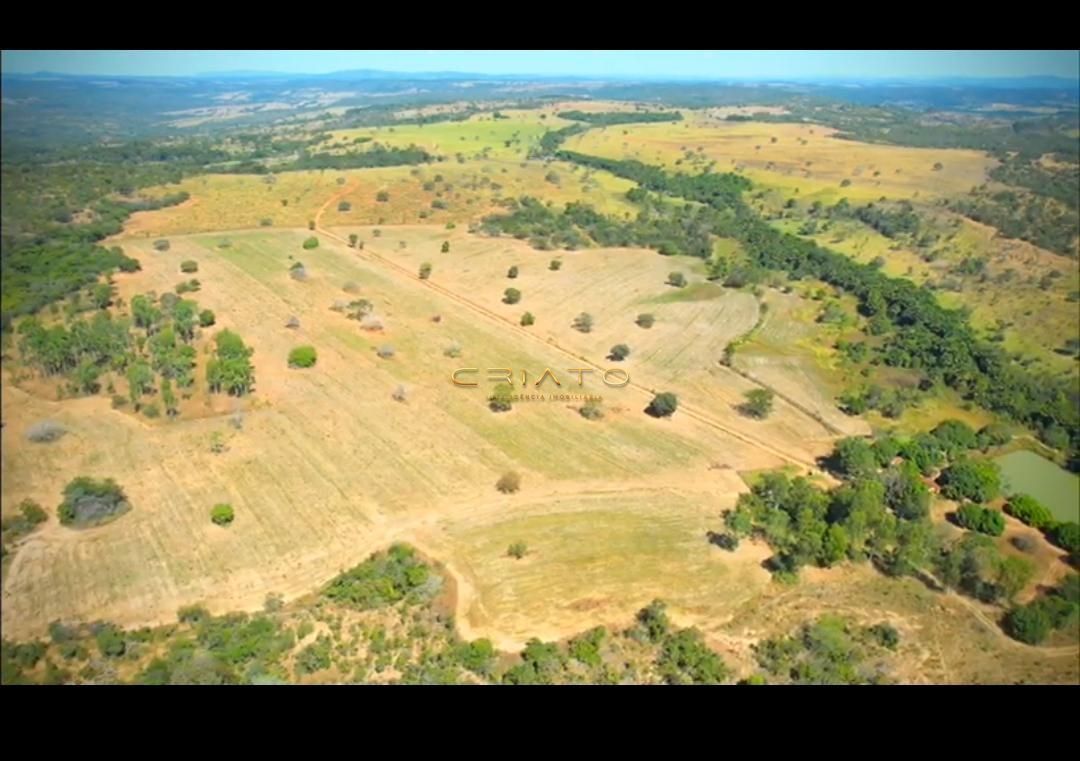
[{"xmin": 2, "ymin": 50, "xmax": 1078, "ymax": 80}]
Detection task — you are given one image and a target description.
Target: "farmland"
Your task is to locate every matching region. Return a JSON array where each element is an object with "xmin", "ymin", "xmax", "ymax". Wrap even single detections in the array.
[{"xmin": 2, "ymin": 66, "xmax": 1078, "ymax": 685}]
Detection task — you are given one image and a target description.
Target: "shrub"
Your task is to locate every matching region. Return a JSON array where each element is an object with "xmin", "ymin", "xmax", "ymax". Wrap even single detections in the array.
[
  {"xmin": 938, "ymin": 459, "xmax": 1002, "ymax": 503},
  {"xmin": 26, "ymin": 420, "xmax": 67, "ymax": 443},
  {"xmin": 198, "ymin": 309, "xmax": 216, "ymax": 327},
  {"xmin": 376, "ymin": 190, "xmax": 390, "ymax": 203},
  {"xmin": 392, "ymin": 385, "xmax": 408, "ymax": 403},
  {"xmin": 288, "ymin": 346, "xmax": 317, "ymax": 368},
  {"xmin": 211, "ymin": 504, "xmax": 235, "ymax": 526},
  {"xmin": 323, "ymin": 544, "xmax": 432, "ymax": 609},
  {"xmin": 647, "ymin": 392, "xmax": 678, "ymax": 418},
  {"xmin": 441, "ymin": 241, "xmax": 450, "ymax": 253},
  {"xmin": 636, "ymin": 313, "xmax": 655, "ymax": 328},
  {"xmin": 609, "ymin": 344, "xmax": 631, "ymax": 361},
  {"xmin": 153, "ymin": 240, "xmax": 170, "ymax": 252},
  {"xmin": 290, "ymin": 264, "xmax": 308, "ymax": 282},
  {"xmin": 572, "ymin": 313, "xmax": 593, "ymax": 333},
  {"xmin": 955, "ymin": 504, "xmax": 1006, "ymax": 536},
  {"xmin": 180, "ymin": 260, "xmax": 198, "ymax": 274},
  {"xmin": 1047, "ymin": 522, "xmax": 1080, "ymax": 555},
  {"xmin": 549, "ymin": 259, "xmax": 563, "ymax": 271},
  {"xmin": 308, "ymin": 220, "xmax": 315, "ymax": 230},
  {"xmin": 285, "ymin": 316, "xmax": 300, "ymax": 329},
  {"xmin": 580, "ymin": 401, "xmax": 604, "ymax": 420},
  {"xmin": 419, "ymin": 262, "xmax": 432, "ymax": 280},
  {"xmin": 94, "ymin": 623, "xmax": 127, "ymax": 657},
  {"xmin": 503, "ymin": 288, "xmax": 522, "ymax": 304},
  {"xmin": 740, "ymin": 388, "xmax": 775, "ymax": 419},
  {"xmin": 260, "ymin": 218, "xmax": 273, "ymax": 227},
  {"xmin": 489, "ymin": 383, "xmax": 514, "ymax": 412},
  {"xmin": 360, "ymin": 316, "xmax": 384, "ymax": 332},
  {"xmin": 507, "ymin": 265, "xmax": 519, "ymax": 279},
  {"xmin": 520, "ymin": 312, "xmax": 535, "ymax": 326},
  {"xmin": 496, "ymin": 472, "xmax": 522, "ymax": 494},
  {"xmin": 142, "ymin": 402, "xmax": 160, "ymax": 419},
  {"xmin": 507, "ymin": 542, "xmax": 528, "ymax": 559},
  {"xmin": 111, "ymin": 394, "xmax": 128, "ymax": 409},
  {"xmin": 178, "ymin": 605, "xmax": 210, "ymax": 624},
  {"xmin": 337, "ymin": 201, "xmax": 351, "ymax": 212},
  {"xmin": 444, "ymin": 342, "xmax": 463, "ymax": 358},
  {"xmin": 58, "ymin": 477, "xmax": 130, "ymax": 527},
  {"xmin": 1005, "ymin": 494, "xmax": 1055, "ymax": 530},
  {"xmin": 667, "ymin": 272, "xmax": 687, "ymax": 288},
  {"xmin": 376, "ymin": 345, "xmax": 395, "ymax": 359},
  {"xmin": 175, "ymin": 279, "xmax": 200, "ymax": 293},
  {"xmin": 348, "ymin": 234, "xmax": 358, "ymax": 247},
  {"xmin": 302, "ymin": 237, "xmax": 319, "ymax": 250}
]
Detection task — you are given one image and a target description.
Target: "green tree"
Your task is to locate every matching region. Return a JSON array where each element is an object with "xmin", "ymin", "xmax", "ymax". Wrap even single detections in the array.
[
  {"xmin": 829, "ymin": 437, "xmax": 877, "ymax": 479},
  {"xmin": 636, "ymin": 313, "xmax": 655, "ymax": 328},
  {"xmin": 549, "ymin": 259, "xmax": 562, "ymax": 271},
  {"xmin": 302, "ymin": 237, "xmax": 319, "ymax": 250},
  {"xmin": 955, "ymin": 504, "xmax": 1006, "ymax": 536},
  {"xmin": 741, "ymin": 388, "xmax": 775, "ymax": 419},
  {"xmin": 572, "ymin": 313, "xmax": 593, "ymax": 333},
  {"xmin": 441, "ymin": 241, "xmax": 450, "ymax": 253},
  {"xmin": 1004, "ymin": 494, "xmax": 1054, "ymax": 529},
  {"xmin": 667, "ymin": 272, "xmax": 687, "ymax": 288},
  {"xmin": 646, "ymin": 392, "xmax": 678, "ymax": 418},
  {"xmin": 938, "ymin": 459, "xmax": 1002, "ymax": 503},
  {"xmin": 288, "ymin": 345, "xmax": 317, "ymax": 368},
  {"xmin": 419, "ymin": 262, "xmax": 432, "ymax": 280},
  {"xmin": 609, "ymin": 344, "xmax": 631, "ymax": 361},
  {"xmin": 198, "ymin": 309, "xmax": 216, "ymax": 328},
  {"xmin": 520, "ymin": 312, "xmax": 535, "ymax": 326},
  {"xmin": 211, "ymin": 504, "xmax": 235, "ymax": 526},
  {"xmin": 503, "ymin": 288, "xmax": 521, "ymax": 304},
  {"xmin": 489, "ymin": 383, "xmax": 514, "ymax": 412},
  {"xmin": 507, "ymin": 265, "xmax": 519, "ymax": 279}
]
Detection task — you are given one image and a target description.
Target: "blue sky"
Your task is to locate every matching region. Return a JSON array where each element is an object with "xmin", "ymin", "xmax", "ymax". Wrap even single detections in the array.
[{"xmin": 3, "ymin": 50, "xmax": 1078, "ymax": 80}]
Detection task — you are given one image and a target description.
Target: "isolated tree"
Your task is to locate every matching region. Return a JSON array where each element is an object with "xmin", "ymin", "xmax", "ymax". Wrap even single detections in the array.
[
  {"xmin": 646, "ymin": 392, "xmax": 679, "ymax": 418},
  {"xmin": 636, "ymin": 313, "xmax": 655, "ymax": 329},
  {"xmin": 667, "ymin": 272, "xmax": 687, "ymax": 288},
  {"xmin": 376, "ymin": 190, "xmax": 390, "ymax": 203},
  {"xmin": 180, "ymin": 260, "xmax": 198, "ymax": 274},
  {"xmin": 308, "ymin": 220, "xmax": 315, "ymax": 230},
  {"xmin": 337, "ymin": 201, "xmax": 351, "ymax": 212},
  {"xmin": 549, "ymin": 259, "xmax": 563, "ymax": 271},
  {"xmin": 503, "ymin": 288, "xmax": 522, "ymax": 305},
  {"xmin": 572, "ymin": 313, "xmax": 593, "ymax": 333},
  {"xmin": 507, "ymin": 265, "xmax": 519, "ymax": 279},
  {"xmin": 302, "ymin": 237, "xmax": 319, "ymax": 250},
  {"xmin": 288, "ymin": 345, "xmax": 317, "ymax": 368},
  {"xmin": 153, "ymin": 239, "xmax": 171, "ymax": 252},
  {"xmin": 419, "ymin": 262, "xmax": 432, "ymax": 280},
  {"xmin": 520, "ymin": 312, "xmax": 535, "ymax": 326},
  {"xmin": 496, "ymin": 471, "xmax": 522, "ymax": 494},
  {"xmin": 441, "ymin": 241, "xmax": 450, "ymax": 253},
  {"xmin": 211, "ymin": 504, "xmax": 235, "ymax": 526},
  {"xmin": 740, "ymin": 388, "xmax": 775, "ymax": 419},
  {"xmin": 580, "ymin": 401, "xmax": 604, "ymax": 420},
  {"xmin": 198, "ymin": 309, "xmax": 216, "ymax": 328},
  {"xmin": 348, "ymin": 234, "xmax": 358, "ymax": 247},
  {"xmin": 609, "ymin": 344, "xmax": 631, "ymax": 361},
  {"xmin": 507, "ymin": 542, "xmax": 528, "ymax": 559},
  {"xmin": 830, "ymin": 437, "xmax": 878, "ymax": 479},
  {"xmin": 490, "ymin": 383, "xmax": 514, "ymax": 412}
]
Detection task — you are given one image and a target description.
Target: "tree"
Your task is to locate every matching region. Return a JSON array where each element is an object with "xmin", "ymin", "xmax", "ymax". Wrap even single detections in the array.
[
  {"xmin": 938, "ymin": 459, "xmax": 1002, "ymax": 503},
  {"xmin": 572, "ymin": 313, "xmax": 593, "ymax": 333},
  {"xmin": 153, "ymin": 240, "xmax": 170, "ymax": 252},
  {"xmin": 302, "ymin": 237, "xmax": 319, "ymax": 250},
  {"xmin": 419, "ymin": 262, "xmax": 432, "ymax": 280},
  {"xmin": 198, "ymin": 309, "xmax": 216, "ymax": 327},
  {"xmin": 667, "ymin": 271, "xmax": 687, "ymax": 288},
  {"xmin": 520, "ymin": 312, "xmax": 535, "ymax": 326},
  {"xmin": 288, "ymin": 345, "xmax": 317, "ymax": 368},
  {"xmin": 609, "ymin": 344, "xmax": 631, "ymax": 361},
  {"xmin": 580, "ymin": 400, "xmax": 604, "ymax": 420},
  {"xmin": 1004, "ymin": 494, "xmax": 1054, "ymax": 529},
  {"xmin": 1004, "ymin": 604, "xmax": 1052, "ymax": 645},
  {"xmin": 646, "ymin": 392, "xmax": 678, "ymax": 418},
  {"xmin": 161, "ymin": 378, "xmax": 178, "ymax": 418},
  {"xmin": 74, "ymin": 360, "xmax": 101, "ymax": 395},
  {"xmin": 931, "ymin": 419, "xmax": 977, "ymax": 459},
  {"xmin": 883, "ymin": 461, "xmax": 930, "ymax": 520},
  {"xmin": 955, "ymin": 504, "xmax": 1006, "ymax": 536},
  {"xmin": 503, "ymin": 288, "xmax": 521, "ymax": 304},
  {"xmin": 441, "ymin": 241, "xmax": 450, "ymax": 253},
  {"xmin": 1048, "ymin": 522, "xmax": 1080, "ymax": 555},
  {"xmin": 549, "ymin": 259, "xmax": 563, "ymax": 271},
  {"xmin": 636, "ymin": 600, "xmax": 670, "ymax": 643},
  {"xmin": 829, "ymin": 437, "xmax": 877, "ymax": 479},
  {"xmin": 348, "ymin": 233, "xmax": 358, "ymax": 247},
  {"xmin": 740, "ymin": 388, "xmax": 775, "ymax": 419},
  {"xmin": 91, "ymin": 282, "xmax": 112, "ymax": 309},
  {"xmin": 636, "ymin": 313, "xmax": 655, "ymax": 328},
  {"xmin": 180, "ymin": 260, "xmax": 198, "ymax": 274},
  {"xmin": 308, "ymin": 220, "xmax": 315, "ymax": 230},
  {"xmin": 211, "ymin": 503, "xmax": 235, "ymax": 526},
  {"xmin": 496, "ymin": 472, "xmax": 521, "ymax": 494},
  {"xmin": 507, "ymin": 265, "xmax": 519, "ymax": 279},
  {"xmin": 507, "ymin": 542, "xmax": 528, "ymax": 559},
  {"xmin": 337, "ymin": 201, "xmax": 351, "ymax": 212},
  {"xmin": 489, "ymin": 383, "xmax": 514, "ymax": 412},
  {"xmin": 376, "ymin": 190, "xmax": 390, "ymax": 202}
]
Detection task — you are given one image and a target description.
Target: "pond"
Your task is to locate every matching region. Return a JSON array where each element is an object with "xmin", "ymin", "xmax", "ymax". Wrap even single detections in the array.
[{"xmin": 994, "ymin": 450, "xmax": 1079, "ymax": 523}]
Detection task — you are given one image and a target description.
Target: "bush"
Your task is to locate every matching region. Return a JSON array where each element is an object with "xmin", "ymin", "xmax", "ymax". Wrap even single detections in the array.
[
  {"xmin": 94, "ymin": 623, "xmax": 126, "ymax": 657},
  {"xmin": 419, "ymin": 262, "xmax": 432, "ymax": 280},
  {"xmin": 938, "ymin": 459, "xmax": 1002, "ymax": 503},
  {"xmin": 142, "ymin": 402, "xmax": 161, "ymax": 419},
  {"xmin": 1005, "ymin": 494, "xmax": 1055, "ymax": 530},
  {"xmin": 58, "ymin": 477, "xmax": 130, "ymax": 527},
  {"xmin": 337, "ymin": 201, "xmax": 351, "ymax": 212},
  {"xmin": 288, "ymin": 345, "xmax": 317, "ymax": 368},
  {"xmin": 444, "ymin": 342, "xmax": 462, "ymax": 358},
  {"xmin": 323, "ymin": 543, "xmax": 432, "ymax": 609},
  {"xmin": 572, "ymin": 313, "xmax": 593, "ymax": 333},
  {"xmin": 520, "ymin": 312, "xmax": 535, "ymax": 326},
  {"xmin": 507, "ymin": 542, "xmax": 528, "ymax": 559},
  {"xmin": 955, "ymin": 504, "xmax": 1006, "ymax": 536},
  {"xmin": 646, "ymin": 392, "xmax": 678, "ymax": 418},
  {"xmin": 503, "ymin": 288, "xmax": 521, "ymax": 304},
  {"xmin": 111, "ymin": 394, "xmax": 128, "ymax": 409},
  {"xmin": 580, "ymin": 401, "xmax": 604, "ymax": 420},
  {"xmin": 198, "ymin": 309, "xmax": 216, "ymax": 327},
  {"xmin": 548, "ymin": 259, "xmax": 563, "ymax": 271},
  {"xmin": 376, "ymin": 190, "xmax": 390, "ymax": 203},
  {"xmin": 376, "ymin": 344, "xmax": 395, "ymax": 359},
  {"xmin": 260, "ymin": 218, "xmax": 273, "ymax": 227},
  {"xmin": 506, "ymin": 265, "xmax": 520, "ymax": 279},
  {"xmin": 178, "ymin": 605, "xmax": 210, "ymax": 624},
  {"xmin": 26, "ymin": 420, "xmax": 67, "ymax": 443},
  {"xmin": 489, "ymin": 383, "xmax": 514, "ymax": 412},
  {"xmin": 636, "ymin": 313, "xmax": 655, "ymax": 328},
  {"xmin": 302, "ymin": 237, "xmax": 319, "ymax": 250},
  {"xmin": 180, "ymin": 260, "xmax": 198, "ymax": 274},
  {"xmin": 496, "ymin": 472, "xmax": 522, "ymax": 494},
  {"xmin": 609, "ymin": 344, "xmax": 631, "ymax": 361},
  {"xmin": 1047, "ymin": 522, "xmax": 1080, "ymax": 555},
  {"xmin": 740, "ymin": 388, "xmax": 775, "ymax": 419},
  {"xmin": 667, "ymin": 272, "xmax": 687, "ymax": 288},
  {"xmin": 211, "ymin": 504, "xmax": 235, "ymax": 526},
  {"xmin": 153, "ymin": 239, "xmax": 171, "ymax": 252}
]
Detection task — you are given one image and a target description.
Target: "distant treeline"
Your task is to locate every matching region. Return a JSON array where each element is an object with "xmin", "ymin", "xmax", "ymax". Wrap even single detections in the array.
[
  {"xmin": 487, "ymin": 152, "xmax": 1079, "ymax": 457},
  {"xmin": 557, "ymin": 110, "xmax": 683, "ymax": 126},
  {"xmin": 210, "ymin": 145, "xmax": 434, "ymax": 174}
]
